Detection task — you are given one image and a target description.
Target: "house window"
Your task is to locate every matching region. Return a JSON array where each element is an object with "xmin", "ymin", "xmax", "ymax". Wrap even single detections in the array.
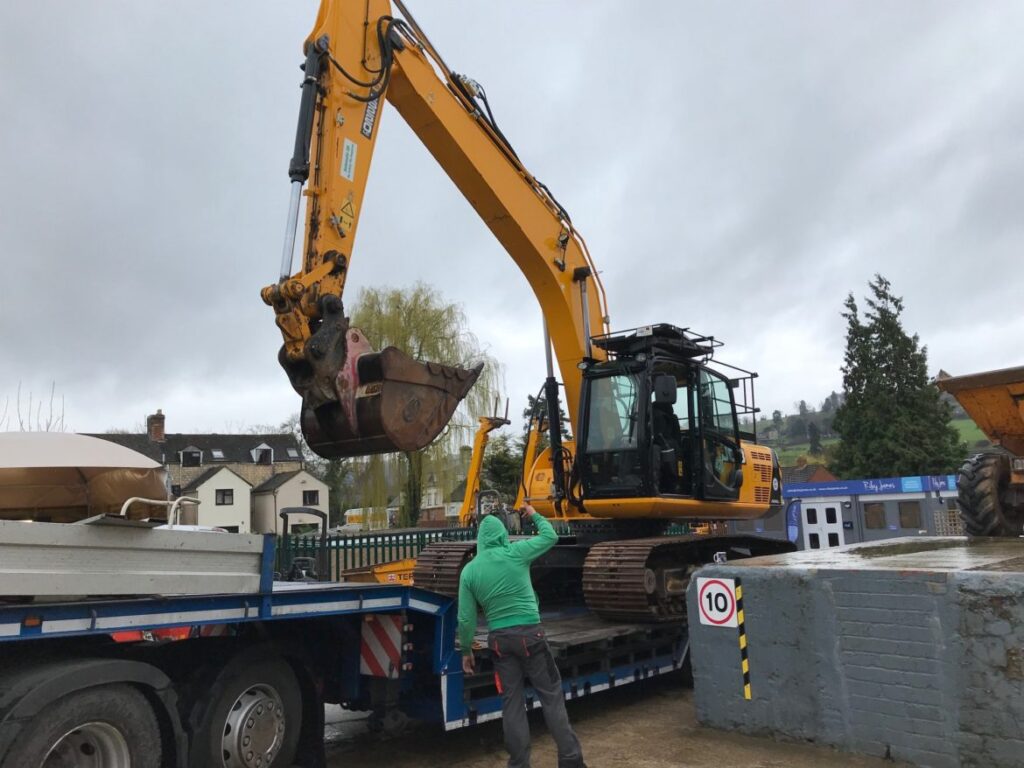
[
  {"xmin": 864, "ymin": 502, "xmax": 886, "ymax": 529},
  {"xmin": 805, "ymin": 507, "xmax": 818, "ymax": 525},
  {"xmin": 899, "ymin": 501, "xmax": 922, "ymax": 529},
  {"xmin": 303, "ymin": 490, "xmax": 320, "ymax": 506},
  {"xmin": 215, "ymin": 489, "xmax": 234, "ymax": 505},
  {"xmin": 825, "ymin": 507, "xmax": 837, "ymax": 525},
  {"xmin": 181, "ymin": 451, "xmax": 201, "ymax": 467},
  {"xmin": 253, "ymin": 448, "xmax": 273, "ymax": 465},
  {"xmin": 211, "ymin": 448, "xmax": 225, "ymax": 460},
  {"xmin": 828, "ymin": 533, "xmax": 840, "ymax": 547},
  {"xmin": 287, "ymin": 448, "xmax": 300, "ymax": 459},
  {"xmin": 809, "ymin": 533, "xmax": 820, "ymax": 549}
]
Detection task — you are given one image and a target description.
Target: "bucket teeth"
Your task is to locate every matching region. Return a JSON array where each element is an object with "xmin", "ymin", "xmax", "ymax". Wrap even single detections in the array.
[{"xmin": 299, "ymin": 341, "xmax": 482, "ymax": 459}]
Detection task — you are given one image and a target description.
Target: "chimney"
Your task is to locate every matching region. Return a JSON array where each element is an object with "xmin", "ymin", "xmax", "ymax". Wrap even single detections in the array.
[{"xmin": 147, "ymin": 409, "xmax": 166, "ymax": 443}]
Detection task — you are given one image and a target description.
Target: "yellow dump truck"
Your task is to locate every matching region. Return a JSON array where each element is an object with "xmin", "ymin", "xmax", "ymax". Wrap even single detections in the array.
[{"xmin": 936, "ymin": 366, "xmax": 1024, "ymax": 535}]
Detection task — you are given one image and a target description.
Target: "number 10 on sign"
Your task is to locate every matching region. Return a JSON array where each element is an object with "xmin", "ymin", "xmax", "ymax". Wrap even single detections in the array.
[{"xmin": 696, "ymin": 577, "xmax": 738, "ymax": 628}]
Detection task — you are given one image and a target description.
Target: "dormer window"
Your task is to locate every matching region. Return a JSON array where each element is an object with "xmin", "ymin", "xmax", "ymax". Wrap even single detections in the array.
[
  {"xmin": 251, "ymin": 444, "xmax": 273, "ymax": 465},
  {"xmin": 180, "ymin": 447, "xmax": 202, "ymax": 467},
  {"xmin": 211, "ymin": 448, "xmax": 225, "ymax": 460},
  {"xmin": 287, "ymin": 448, "xmax": 300, "ymax": 459}
]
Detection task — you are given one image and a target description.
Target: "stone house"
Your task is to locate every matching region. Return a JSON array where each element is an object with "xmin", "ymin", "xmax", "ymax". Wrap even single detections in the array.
[{"xmin": 94, "ymin": 410, "xmax": 322, "ymax": 533}]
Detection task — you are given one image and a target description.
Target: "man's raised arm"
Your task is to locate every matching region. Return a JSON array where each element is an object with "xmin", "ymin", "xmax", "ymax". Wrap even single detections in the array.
[{"xmin": 510, "ymin": 504, "xmax": 559, "ymax": 562}]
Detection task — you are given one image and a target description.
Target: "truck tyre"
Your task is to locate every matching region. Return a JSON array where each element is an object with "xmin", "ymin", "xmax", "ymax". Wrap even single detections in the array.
[
  {"xmin": 2, "ymin": 684, "xmax": 160, "ymax": 768},
  {"xmin": 186, "ymin": 657, "xmax": 302, "ymax": 768},
  {"xmin": 957, "ymin": 453, "xmax": 1020, "ymax": 536}
]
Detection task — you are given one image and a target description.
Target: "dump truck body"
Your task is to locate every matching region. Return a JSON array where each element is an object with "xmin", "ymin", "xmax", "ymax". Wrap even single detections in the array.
[{"xmin": 936, "ymin": 366, "xmax": 1024, "ymax": 536}]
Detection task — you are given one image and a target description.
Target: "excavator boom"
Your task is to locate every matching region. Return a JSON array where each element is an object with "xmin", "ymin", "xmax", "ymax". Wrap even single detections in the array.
[
  {"xmin": 262, "ymin": 1, "xmax": 485, "ymax": 459},
  {"xmin": 262, "ymin": 0, "xmax": 606, "ymax": 460}
]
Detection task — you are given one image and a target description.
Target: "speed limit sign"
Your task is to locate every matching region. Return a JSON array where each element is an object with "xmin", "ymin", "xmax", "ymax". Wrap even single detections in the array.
[{"xmin": 697, "ymin": 577, "xmax": 738, "ymax": 627}]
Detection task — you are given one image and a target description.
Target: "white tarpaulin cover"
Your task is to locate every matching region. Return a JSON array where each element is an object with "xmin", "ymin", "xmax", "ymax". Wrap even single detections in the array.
[{"xmin": 0, "ymin": 432, "xmax": 168, "ymax": 517}]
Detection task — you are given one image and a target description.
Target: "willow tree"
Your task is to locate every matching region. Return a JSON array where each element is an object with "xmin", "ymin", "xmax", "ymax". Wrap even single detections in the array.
[{"xmin": 350, "ymin": 282, "xmax": 502, "ymax": 527}]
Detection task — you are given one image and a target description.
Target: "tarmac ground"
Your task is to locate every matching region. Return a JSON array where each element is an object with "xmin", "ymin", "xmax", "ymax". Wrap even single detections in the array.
[{"xmin": 323, "ymin": 672, "xmax": 905, "ymax": 767}]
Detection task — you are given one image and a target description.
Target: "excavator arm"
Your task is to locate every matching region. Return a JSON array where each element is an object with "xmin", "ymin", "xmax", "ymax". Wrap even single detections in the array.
[{"xmin": 262, "ymin": 0, "xmax": 609, "ymax": 460}]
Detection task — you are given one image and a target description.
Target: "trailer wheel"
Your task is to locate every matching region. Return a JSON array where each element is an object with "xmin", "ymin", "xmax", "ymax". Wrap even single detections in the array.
[
  {"xmin": 957, "ymin": 453, "xmax": 1020, "ymax": 536},
  {"xmin": 3, "ymin": 684, "xmax": 160, "ymax": 768},
  {"xmin": 187, "ymin": 657, "xmax": 302, "ymax": 768}
]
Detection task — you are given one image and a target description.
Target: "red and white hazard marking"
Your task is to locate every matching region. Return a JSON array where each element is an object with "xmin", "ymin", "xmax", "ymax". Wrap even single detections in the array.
[{"xmin": 360, "ymin": 614, "xmax": 403, "ymax": 679}]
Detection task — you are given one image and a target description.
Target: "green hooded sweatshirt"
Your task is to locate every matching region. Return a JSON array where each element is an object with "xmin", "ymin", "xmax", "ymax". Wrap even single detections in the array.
[{"xmin": 457, "ymin": 513, "xmax": 558, "ymax": 655}]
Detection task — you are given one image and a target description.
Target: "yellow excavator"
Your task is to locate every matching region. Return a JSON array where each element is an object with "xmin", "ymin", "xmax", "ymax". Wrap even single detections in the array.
[{"xmin": 263, "ymin": 0, "xmax": 792, "ymax": 621}]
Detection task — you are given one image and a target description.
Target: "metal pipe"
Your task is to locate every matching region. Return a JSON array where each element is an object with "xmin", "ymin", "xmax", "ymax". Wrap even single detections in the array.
[
  {"xmin": 543, "ymin": 319, "xmax": 554, "ymax": 378},
  {"xmin": 279, "ymin": 181, "xmax": 303, "ymax": 279},
  {"xmin": 579, "ymin": 278, "xmax": 592, "ymax": 359}
]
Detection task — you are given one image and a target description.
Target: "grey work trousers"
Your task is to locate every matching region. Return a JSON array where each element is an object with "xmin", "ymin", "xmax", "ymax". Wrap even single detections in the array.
[{"xmin": 489, "ymin": 625, "xmax": 585, "ymax": 768}]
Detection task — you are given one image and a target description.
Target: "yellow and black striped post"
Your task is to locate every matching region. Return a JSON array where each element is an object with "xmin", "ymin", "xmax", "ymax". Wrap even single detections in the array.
[{"xmin": 736, "ymin": 578, "xmax": 751, "ymax": 700}]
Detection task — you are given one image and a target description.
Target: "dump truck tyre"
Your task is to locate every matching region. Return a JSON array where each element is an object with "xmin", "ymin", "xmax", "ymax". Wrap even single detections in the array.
[
  {"xmin": 957, "ymin": 453, "xmax": 1017, "ymax": 536},
  {"xmin": 3, "ymin": 684, "xmax": 161, "ymax": 768}
]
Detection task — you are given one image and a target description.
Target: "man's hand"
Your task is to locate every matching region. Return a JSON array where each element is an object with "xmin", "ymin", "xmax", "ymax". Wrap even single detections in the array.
[
  {"xmin": 462, "ymin": 654, "xmax": 475, "ymax": 675},
  {"xmin": 518, "ymin": 503, "xmax": 536, "ymax": 521}
]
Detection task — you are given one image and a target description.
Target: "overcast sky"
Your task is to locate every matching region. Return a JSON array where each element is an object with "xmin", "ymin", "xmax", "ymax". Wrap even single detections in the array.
[{"xmin": 2, "ymin": 2, "xmax": 1023, "ymax": 440}]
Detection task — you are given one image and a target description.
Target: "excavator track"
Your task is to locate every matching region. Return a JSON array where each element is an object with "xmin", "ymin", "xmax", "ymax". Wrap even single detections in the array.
[
  {"xmin": 583, "ymin": 534, "xmax": 794, "ymax": 622},
  {"xmin": 411, "ymin": 541, "xmax": 476, "ymax": 597}
]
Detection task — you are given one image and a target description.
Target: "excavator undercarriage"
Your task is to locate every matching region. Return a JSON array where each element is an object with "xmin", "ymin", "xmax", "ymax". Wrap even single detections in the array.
[{"xmin": 412, "ymin": 528, "xmax": 793, "ymax": 623}]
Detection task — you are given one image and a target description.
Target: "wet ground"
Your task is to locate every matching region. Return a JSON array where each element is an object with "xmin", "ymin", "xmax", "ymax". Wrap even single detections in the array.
[{"xmin": 323, "ymin": 673, "xmax": 904, "ymax": 768}]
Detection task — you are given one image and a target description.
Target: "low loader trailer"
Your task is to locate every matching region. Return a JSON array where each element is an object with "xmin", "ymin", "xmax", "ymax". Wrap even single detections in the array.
[{"xmin": 0, "ymin": 525, "xmax": 688, "ymax": 768}]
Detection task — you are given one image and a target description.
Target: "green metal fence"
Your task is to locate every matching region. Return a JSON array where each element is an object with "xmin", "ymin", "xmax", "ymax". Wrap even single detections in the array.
[
  {"xmin": 276, "ymin": 520, "xmax": 695, "ymax": 581},
  {"xmin": 276, "ymin": 527, "xmax": 476, "ymax": 580}
]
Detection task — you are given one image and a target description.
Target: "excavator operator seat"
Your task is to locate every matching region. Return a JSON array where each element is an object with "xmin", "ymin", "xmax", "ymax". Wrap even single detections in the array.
[{"xmin": 652, "ymin": 374, "xmax": 685, "ymax": 493}]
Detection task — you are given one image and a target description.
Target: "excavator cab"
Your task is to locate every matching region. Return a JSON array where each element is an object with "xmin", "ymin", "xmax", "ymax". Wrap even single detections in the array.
[{"xmin": 577, "ymin": 325, "xmax": 747, "ymax": 503}]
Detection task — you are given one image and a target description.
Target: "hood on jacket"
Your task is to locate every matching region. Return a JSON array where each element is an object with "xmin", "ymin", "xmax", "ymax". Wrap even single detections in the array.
[{"xmin": 477, "ymin": 514, "xmax": 510, "ymax": 550}]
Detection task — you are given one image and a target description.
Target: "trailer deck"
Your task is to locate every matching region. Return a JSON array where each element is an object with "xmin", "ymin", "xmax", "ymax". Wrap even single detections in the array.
[{"xmin": 0, "ymin": 574, "xmax": 688, "ymax": 736}]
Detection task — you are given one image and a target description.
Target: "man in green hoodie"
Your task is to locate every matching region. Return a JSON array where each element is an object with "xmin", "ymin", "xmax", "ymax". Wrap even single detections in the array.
[{"xmin": 458, "ymin": 504, "xmax": 586, "ymax": 768}]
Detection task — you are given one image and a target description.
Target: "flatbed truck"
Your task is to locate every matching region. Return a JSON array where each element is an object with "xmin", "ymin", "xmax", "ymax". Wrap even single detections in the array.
[{"xmin": 0, "ymin": 535, "xmax": 688, "ymax": 768}]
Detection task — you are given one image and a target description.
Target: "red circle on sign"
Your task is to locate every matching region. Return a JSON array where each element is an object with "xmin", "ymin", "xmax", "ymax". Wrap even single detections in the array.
[{"xmin": 698, "ymin": 579, "xmax": 736, "ymax": 625}]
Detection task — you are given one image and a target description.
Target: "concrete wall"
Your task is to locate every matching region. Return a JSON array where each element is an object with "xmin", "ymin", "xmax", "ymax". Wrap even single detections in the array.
[{"xmin": 688, "ymin": 542, "xmax": 1024, "ymax": 768}]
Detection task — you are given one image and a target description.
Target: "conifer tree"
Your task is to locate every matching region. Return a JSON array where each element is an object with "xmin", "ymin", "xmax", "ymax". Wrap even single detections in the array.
[
  {"xmin": 808, "ymin": 422, "xmax": 823, "ymax": 455},
  {"xmin": 830, "ymin": 275, "xmax": 965, "ymax": 478}
]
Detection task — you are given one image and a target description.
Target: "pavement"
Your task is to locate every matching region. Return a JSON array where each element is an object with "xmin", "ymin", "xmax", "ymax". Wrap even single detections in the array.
[{"xmin": 322, "ymin": 673, "xmax": 907, "ymax": 767}]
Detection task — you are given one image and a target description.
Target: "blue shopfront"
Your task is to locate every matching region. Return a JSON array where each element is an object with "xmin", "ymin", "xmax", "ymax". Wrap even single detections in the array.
[{"xmin": 730, "ymin": 475, "xmax": 963, "ymax": 550}]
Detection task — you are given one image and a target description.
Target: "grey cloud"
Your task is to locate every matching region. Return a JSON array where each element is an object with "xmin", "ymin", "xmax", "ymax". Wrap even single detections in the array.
[{"xmin": 2, "ymin": 1, "xmax": 1022, "ymax": 434}]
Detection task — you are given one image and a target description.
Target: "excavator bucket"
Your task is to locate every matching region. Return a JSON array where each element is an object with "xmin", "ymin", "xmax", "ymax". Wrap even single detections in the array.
[
  {"xmin": 299, "ymin": 328, "xmax": 483, "ymax": 459},
  {"xmin": 936, "ymin": 366, "xmax": 1024, "ymax": 456}
]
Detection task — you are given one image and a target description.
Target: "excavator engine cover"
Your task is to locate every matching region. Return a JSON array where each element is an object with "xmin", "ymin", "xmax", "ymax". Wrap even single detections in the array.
[{"xmin": 299, "ymin": 329, "xmax": 482, "ymax": 459}]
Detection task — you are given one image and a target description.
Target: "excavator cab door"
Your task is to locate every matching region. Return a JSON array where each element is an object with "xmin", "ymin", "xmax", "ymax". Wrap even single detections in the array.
[
  {"xmin": 578, "ymin": 370, "xmax": 644, "ymax": 498},
  {"xmin": 696, "ymin": 369, "xmax": 743, "ymax": 501},
  {"xmin": 648, "ymin": 368, "xmax": 695, "ymax": 497}
]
